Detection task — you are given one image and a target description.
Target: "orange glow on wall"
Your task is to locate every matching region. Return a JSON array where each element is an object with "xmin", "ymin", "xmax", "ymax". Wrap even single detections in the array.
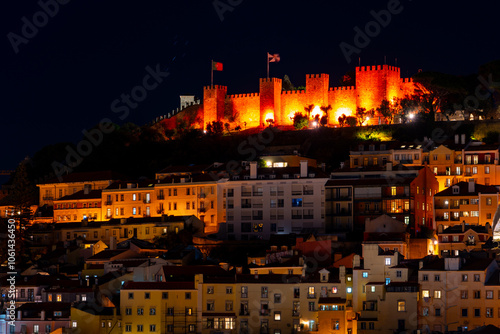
[
  {"xmin": 310, "ymin": 106, "xmax": 322, "ymax": 119},
  {"xmin": 334, "ymin": 107, "xmax": 353, "ymax": 121},
  {"xmin": 265, "ymin": 112, "xmax": 274, "ymax": 121}
]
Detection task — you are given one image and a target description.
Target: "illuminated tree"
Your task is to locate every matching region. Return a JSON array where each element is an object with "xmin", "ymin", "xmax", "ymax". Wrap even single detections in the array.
[
  {"xmin": 377, "ymin": 100, "xmax": 396, "ymax": 124},
  {"xmin": 304, "ymin": 104, "xmax": 315, "ymax": 119},
  {"xmin": 346, "ymin": 116, "xmax": 357, "ymax": 127},
  {"xmin": 355, "ymin": 107, "xmax": 374, "ymax": 126},
  {"xmin": 293, "ymin": 112, "xmax": 309, "ymax": 130},
  {"xmin": 338, "ymin": 114, "xmax": 347, "ymax": 127},
  {"xmin": 320, "ymin": 105, "xmax": 332, "ymax": 126}
]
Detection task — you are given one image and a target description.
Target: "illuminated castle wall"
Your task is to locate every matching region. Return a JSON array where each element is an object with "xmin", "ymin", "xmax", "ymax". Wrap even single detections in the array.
[{"xmin": 161, "ymin": 65, "xmax": 416, "ymax": 129}]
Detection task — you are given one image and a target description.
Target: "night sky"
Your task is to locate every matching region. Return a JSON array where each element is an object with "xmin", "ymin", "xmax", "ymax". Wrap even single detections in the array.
[{"xmin": 1, "ymin": 0, "xmax": 499, "ymax": 179}]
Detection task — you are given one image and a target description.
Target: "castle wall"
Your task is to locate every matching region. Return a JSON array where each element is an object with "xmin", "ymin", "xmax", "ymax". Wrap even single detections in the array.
[
  {"xmin": 226, "ymin": 93, "xmax": 260, "ymax": 128},
  {"xmin": 280, "ymin": 90, "xmax": 308, "ymax": 125},
  {"xmin": 306, "ymin": 74, "xmax": 330, "ymax": 108},
  {"xmin": 259, "ymin": 78, "xmax": 282, "ymax": 126},
  {"xmin": 401, "ymin": 78, "xmax": 416, "ymax": 98},
  {"xmin": 329, "ymin": 86, "xmax": 357, "ymax": 125},
  {"xmin": 203, "ymin": 85, "xmax": 227, "ymax": 129}
]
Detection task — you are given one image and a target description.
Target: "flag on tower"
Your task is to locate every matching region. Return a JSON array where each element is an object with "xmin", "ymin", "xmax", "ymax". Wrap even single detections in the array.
[
  {"xmin": 268, "ymin": 53, "xmax": 280, "ymax": 63},
  {"xmin": 212, "ymin": 61, "xmax": 223, "ymax": 71}
]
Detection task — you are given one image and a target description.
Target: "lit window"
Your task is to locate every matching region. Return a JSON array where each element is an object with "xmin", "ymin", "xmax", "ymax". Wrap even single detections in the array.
[
  {"xmin": 422, "ymin": 290, "xmax": 430, "ymax": 298},
  {"xmin": 332, "ymin": 287, "xmax": 338, "ymax": 294},
  {"xmin": 385, "ymin": 258, "xmax": 391, "ymax": 266},
  {"xmin": 398, "ymin": 300, "xmax": 406, "ymax": 312},
  {"xmin": 274, "ymin": 311, "xmax": 281, "ymax": 321},
  {"xmin": 362, "ymin": 272, "xmax": 368, "ymax": 278},
  {"xmin": 347, "ymin": 287, "xmax": 352, "ymax": 293},
  {"xmin": 371, "ymin": 286, "xmax": 375, "ymax": 292},
  {"xmin": 434, "ymin": 290, "xmax": 442, "ymax": 299}
]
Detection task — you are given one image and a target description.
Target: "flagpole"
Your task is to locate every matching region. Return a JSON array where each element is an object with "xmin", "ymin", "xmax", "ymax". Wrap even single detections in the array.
[
  {"xmin": 211, "ymin": 60, "xmax": 214, "ymax": 87},
  {"xmin": 267, "ymin": 53, "xmax": 269, "ymax": 79}
]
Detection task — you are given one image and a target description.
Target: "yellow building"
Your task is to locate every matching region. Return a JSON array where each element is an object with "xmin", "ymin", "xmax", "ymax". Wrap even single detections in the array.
[
  {"xmin": 53, "ymin": 189, "xmax": 102, "ymax": 222},
  {"xmin": 120, "ymin": 280, "xmax": 200, "ymax": 334},
  {"xmin": 37, "ymin": 171, "xmax": 118, "ymax": 206},
  {"xmin": 433, "ymin": 181, "xmax": 499, "ymax": 231},
  {"xmin": 70, "ymin": 304, "xmax": 121, "ymax": 334},
  {"xmin": 418, "ymin": 257, "xmax": 500, "ymax": 332},
  {"xmin": 101, "ymin": 181, "xmax": 155, "ymax": 220}
]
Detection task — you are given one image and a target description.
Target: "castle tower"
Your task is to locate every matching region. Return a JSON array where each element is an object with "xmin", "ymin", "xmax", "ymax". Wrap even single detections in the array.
[
  {"xmin": 306, "ymin": 74, "xmax": 330, "ymax": 108},
  {"xmin": 259, "ymin": 78, "xmax": 282, "ymax": 126},
  {"xmin": 356, "ymin": 65, "xmax": 402, "ymax": 112},
  {"xmin": 203, "ymin": 85, "xmax": 227, "ymax": 129}
]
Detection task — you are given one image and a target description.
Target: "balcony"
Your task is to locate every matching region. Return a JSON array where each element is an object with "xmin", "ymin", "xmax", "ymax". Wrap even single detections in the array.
[
  {"xmin": 198, "ymin": 207, "xmax": 207, "ymax": 213},
  {"xmin": 292, "ymin": 311, "xmax": 300, "ymax": 317},
  {"xmin": 198, "ymin": 193, "xmax": 207, "ymax": 198},
  {"xmin": 157, "ymin": 195, "xmax": 164, "ymax": 200},
  {"xmin": 253, "ymin": 216, "xmax": 263, "ymax": 220},
  {"xmin": 303, "ymin": 190, "xmax": 314, "ymax": 195},
  {"xmin": 241, "ymin": 204, "xmax": 251, "ymax": 209},
  {"xmin": 292, "ymin": 215, "xmax": 302, "ymax": 219},
  {"xmin": 239, "ymin": 309, "xmax": 249, "ymax": 316},
  {"xmin": 292, "ymin": 191, "xmax": 302, "ymax": 196},
  {"xmin": 253, "ymin": 203, "xmax": 263, "ymax": 208},
  {"xmin": 303, "ymin": 215, "xmax": 314, "ymax": 219},
  {"xmin": 157, "ymin": 209, "xmax": 164, "ymax": 214},
  {"xmin": 43, "ymin": 196, "xmax": 54, "ymax": 201},
  {"xmin": 241, "ymin": 192, "xmax": 252, "ymax": 197},
  {"xmin": 260, "ymin": 309, "xmax": 270, "ymax": 316},
  {"xmin": 105, "ymin": 200, "xmax": 113, "ymax": 205},
  {"xmin": 143, "ymin": 199, "xmax": 151, "ymax": 204},
  {"xmin": 307, "ymin": 293, "xmax": 316, "ymax": 299},
  {"xmin": 253, "ymin": 191, "xmax": 263, "ymax": 196}
]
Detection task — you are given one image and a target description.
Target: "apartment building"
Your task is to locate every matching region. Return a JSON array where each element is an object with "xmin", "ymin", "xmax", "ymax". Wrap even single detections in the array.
[
  {"xmin": 436, "ymin": 223, "xmax": 492, "ymax": 256},
  {"xmin": 418, "ymin": 256, "xmax": 500, "ymax": 332},
  {"xmin": 37, "ymin": 170, "xmax": 119, "ymax": 206},
  {"xmin": 101, "ymin": 181, "xmax": 155, "ymax": 220},
  {"xmin": 53, "ymin": 187, "xmax": 102, "ymax": 222},
  {"xmin": 220, "ymin": 161, "xmax": 329, "ymax": 240},
  {"xmin": 433, "ymin": 181, "xmax": 499, "ymax": 231},
  {"xmin": 326, "ymin": 164, "xmax": 438, "ymax": 234}
]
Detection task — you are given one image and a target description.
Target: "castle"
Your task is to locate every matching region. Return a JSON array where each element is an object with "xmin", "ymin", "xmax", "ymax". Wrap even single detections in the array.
[{"xmin": 159, "ymin": 65, "xmax": 416, "ymax": 130}]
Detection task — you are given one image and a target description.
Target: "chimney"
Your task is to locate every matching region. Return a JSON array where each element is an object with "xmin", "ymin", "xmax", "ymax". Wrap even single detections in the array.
[
  {"xmin": 110, "ymin": 236, "xmax": 116, "ymax": 250},
  {"xmin": 468, "ymin": 180, "xmax": 475, "ymax": 193},
  {"xmin": 127, "ymin": 183, "xmax": 132, "ymax": 189},
  {"xmin": 455, "ymin": 134, "xmax": 459, "ymax": 144},
  {"xmin": 461, "ymin": 134, "xmax": 466, "ymax": 145},
  {"xmin": 419, "ymin": 260, "xmax": 423, "ymax": 270},
  {"xmin": 84, "ymin": 184, "xmax": 91, "ymax": 195},
  {"xmin": 300, "ymin": 160, "xmax": 308, "ymax": 177},
  {"xmin": 353, "ymin": 255, "xmax": 361, "ymax": 268},
  {"xmin": 386, "ymin": 162, "xmax": 393, "ymax": 171},
  {"xmin": 250, "ymin": 161, "xmax": 257, "ymax": 179},
  {"xmin": 462, "ymin": 221, "xmax": 466, "ymax": 233}
]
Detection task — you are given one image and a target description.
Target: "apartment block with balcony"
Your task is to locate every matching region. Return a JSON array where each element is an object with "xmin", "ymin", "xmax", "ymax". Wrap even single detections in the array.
[
  {"xmin": 349, "ymin": 141, "xmax": 424, "ymax": 168},
  {"xmin": 418, "ymin": 256, "xmax": 500, "ymax": 333},
  {"xmin": 221, "ymin": 160, "xmax": 329, "ymax": 240},
  {"xmin": 53, "ymin": 187, "xmax": 102, "ymax": 222},
  {"xmin": 433, "ymin": 180, "xmax": 499, "ymax": 231},
  {"xmin": 37, "ymin": 170, "xmax": 119, "ymax": 206},
  {"xmin": 436, "ymin": 222, "xmax": 492, "ymax": 256},
  {"xmin": 328, "ymin": 164, "xmax": 438, "ymax": 234},
  {"xmin": 101, "ymin": 181, "xmax": 155, "ymax": 221}
]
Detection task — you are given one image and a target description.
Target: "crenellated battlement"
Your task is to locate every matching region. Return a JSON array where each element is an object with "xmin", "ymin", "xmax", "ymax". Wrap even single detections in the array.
[
  {"xmin": 330, "ymin": 86, "xmax": 355, "ymax": 91},
  {"xmin": 282, "ymin": 90, "xmax": 306, "ymax": 95},
  {"xmin": 259, "ymin": 78, "xmax": 282, "ymax": 83},
  {"xmin": 203, "ymin": 85, "xmax": 228, "ymax": 90},
  {"xmin": 356, "ymin": 65, "xmax": 400, "ymax": 72},
  {"xmin": 306, "ymin": 73, "xmax": 329, "ymax": 79},
  {"xmin": 402, "ymin": 77, "xmax": 413, "ymax": 83},
  {"xmin": 228, "ymin": 93, "xmax": 260, "ymax": 99}
]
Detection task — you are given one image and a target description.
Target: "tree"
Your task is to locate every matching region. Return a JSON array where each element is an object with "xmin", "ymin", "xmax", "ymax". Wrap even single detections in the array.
[
  {"xmin": 224, "ymin": 122, "xmax": 231, "ymax": 134},
  {"xmin": 355, "ymin": 107, "xmax": 374, "ymax": 126},
  {"xmin": 346, "ymin": 116, "xmax": 357, "ymax": 127},
  {"xmin": 265, "ymin": 118, "xmax": 274, "ymax": 127},
  {"xmin": 377, "ymin": 100, "xmax": 396, "ymax": 124},
  {"xmin": 338, "ymin": 114, "xmax": 347, "ymax": 127},
  {"xmin": 293, "ymin": 112, "xmax": 309, "ymax": 130},
  {"xmin": 320, "ymin": 105, "xmax": 332, "ymax": 126},
  {"xmin": 304, "ymin": 104, "xmax": 315, "ymax": 119},
  {"xmin": 206, "ymin": 121, "xmax": 223, "ymax": 136}
]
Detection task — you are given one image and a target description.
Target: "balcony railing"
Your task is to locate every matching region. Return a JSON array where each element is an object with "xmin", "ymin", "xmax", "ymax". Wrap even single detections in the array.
[
  {"xmin": 198, "ymin": 193, "xmax": 207, "ymax": 198},
  {"xmin": 157, "ymin": 195, "xmax": 164, "ymax": 200},
  {"xmin": 239, "ymin": 310, "xmax": 249, "ymax": 316},
  {"xmin": 198, "ymin": 207, "xmax": 207, "ymax": 213},
  {"xmin": 307, "ymin": 293, "xmax": 316, "ymax": 299},
  {"xmin": 292, "ymin": 215, "xmax": 302, "ymax": 219},
  {"xmin": 241, "ymin": 192, "xmax": 252, "ymax": 197},
  {"xmin": 303, "ymin": 190, "xmax": 314, "ymax": 195},
  {"xmin": 253, "ymin": 192, "xmax": 263, "ymax": 196},
  {"xmin": 143, "ymin": 199, "xmax": 151, "ymax": 204},
  {"xmin": 241, "ymin": 204, "xmax": 251, "ymax": 208},
  {"xmin": 105, "ymin": 200, "xmax": 113, "ymax": 205}
]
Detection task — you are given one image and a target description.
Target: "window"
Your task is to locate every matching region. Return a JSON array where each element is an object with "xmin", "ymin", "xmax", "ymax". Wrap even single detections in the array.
[
  {"xmin": 162, "ymin": 292, "xmax": 168, "ymax": 299},
  {"xmin": 137, "ymin": 325, "xmax": 144, "ymax": 332},
  {"xmin": 149, "ymin": 307, "xmax": 156, "ymax": 315},
  {"xmin": 422, "ymin": 290, "xmax": 430, "ymax": 298},
  {"xmin": 274, "ymin": 311, "xmax": 281, "ymax": 321},
  {"xmin": 422, "ymin": 307, "xmax": 429, "ymax": 316},
  {"xmin": 385, "ymin": 278, "xmax": 390, "ymax": 285},
  {"xmin": 150, "ymin": 324, "xmax": 156, "ymax": 332},
  {"xmin": 362, "ymin": 272, "xmax": 368, "ymax": 278},
  {"xmin": 462, "ymin": 308, "xmax": 468, "ymax": 317},
  {"xmin": 185, "ymin": 292, "xmax": 191, "ymax": 299},
  {"xmin": 332, "ymin": 287, "xmax": 338, "ymax": 294},
  {"xmin": 206, "ymin": 301, "xmax": 214, "ymax": 311},
  {"xmin": 167, "ymin": 325, "xmax": 173, "ymax": 332},
  {"xmin": 167, "ymin": 308, "xmax": 174, "ymax": 316},
  {"xmin": 125, "ymin": 325, "xmax": 132, "ymax": 332},
  {"xmin": 422, "ymin": 274, "xmax": 428, "ymax": 281},
  {"xmin": 474, "ymin": 308, "xmax": 480, "ymax": 317},
  {"xmin": 369, "ymin": 322, "xmax": 375, "ymax": 330},
  {"xmin": 486, "ymin": 308, "xmax": 493, "ymax": 318},
  {"xmin": 137, "ymin": 308, "xmax": 144, "ymax": 315},
  {"xmin": 396, "ymin": 270, "xmax": 402, "ymax": 278},
  {"xmin": 56, "ymin": 294, "xmax": 62, "ymax": 301},
  {"xmin": 262, "ymin": 287, "xmax": 268, "ymax": 298},
  {"xmin": 434, "ymin": 290, "xmax": 441, "ymax": 299},
  {"xmin": 462, "ymin": 274, "xmax": 468, "ymax": 282},
  {"xmin": 226, "ymin": 287, "xmax": 233, "ymax": 294},
  {"xmin": 125, "ymin": 308, "xmax": 132, "ymax": 315},
  {"xmin": 398, "ymin": 300, "xmax": 406, "ymax": 312},
  {"xmin": 461, "ymin": 290, "xmax": 468, "ymax": 299},
  {"xmin": 487, "ymin": 290, "xmax": 493, "ymax": 299},
  {"xmin": 274, "ymin": 294, "xmax": 281, "ymax": 303},
  {"xmin": 371, "ymin": 286, "xmax": 375, "ymax": 292},
  {"xmin": 241, "ymin": 286, "xmax": 248, "ymax": 298},
  {"xmin": 361, "ymin": 322, "xmax": 366, "ymax": 330},
  {"xmin": 435, "ymin": 308, "xmax": 441, "ymax": 316},
  {"xmin": 308, "ymin": 286, "xmax": 315, "ymax": 298},
  {"xmin": 207, "ymin": 286, "xmax": 214, "ymax": 294},
  {"xmin": 145, "ymin": 292, "xmax": 150, "ymax": 299},
  {"xmin": 128, "ymin": 292, "xmax": 134, "ymax": 299},
  {"xmin": 385, "ymin": 258, "xmax": 391, "ymax": 266},
  {"xmin": 434, "ymin": 275, "xmax": 440, "ymax": 282},
  {"xmin": 474, "ymin": 274, "xmax": 480, "ymax": 282},
  {"xmin": 308, "ymin": 302, "xmax": 315, "ymax": 311},
  {"xmin": 226, "ymin": 301, "xmax": 233, "ymax": 311},
  {"xmin": 185, "ymin": 308, "xmax": 192, "ymax": 316}
]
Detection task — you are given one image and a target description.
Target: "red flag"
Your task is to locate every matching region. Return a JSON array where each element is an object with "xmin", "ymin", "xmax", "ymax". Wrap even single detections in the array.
[
  {"xmin": 212, "ymin": 61, "xmax": 223, "ymax": 71},
  {"xmin": 268, "ymin": 53, "xmax": 280, "ymax": 63}
]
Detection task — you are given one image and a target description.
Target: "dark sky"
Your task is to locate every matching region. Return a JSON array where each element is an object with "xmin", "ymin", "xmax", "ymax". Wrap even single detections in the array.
[{"xmin": 1, "ymin": 0, "xmax": 499, "ymax": 178}]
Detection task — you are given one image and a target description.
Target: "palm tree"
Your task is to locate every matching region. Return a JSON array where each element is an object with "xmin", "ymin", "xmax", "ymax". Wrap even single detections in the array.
[{"xmin": 320, "ymin": 105, "xmax": 332, "ymax": 126}]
